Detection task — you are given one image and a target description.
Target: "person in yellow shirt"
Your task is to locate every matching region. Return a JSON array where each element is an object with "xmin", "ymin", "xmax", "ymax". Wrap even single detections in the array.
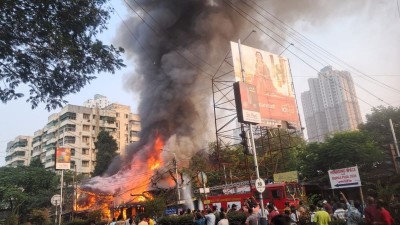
[
  {"xmin": 313, "ymin": 203, "xmax": 331, "ymax": 225},
  {"xmin": 145, "ymin": 216, "xmax": 154, "ymax": 225}
]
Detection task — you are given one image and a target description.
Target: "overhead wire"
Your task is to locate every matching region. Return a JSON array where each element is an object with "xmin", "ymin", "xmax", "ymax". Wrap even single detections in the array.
[
  {"xmin": 246, "ymin": 0, "xmax": 400, "ymax": 95},
  {"xmin": 222, "ymin": 0, "xmax": 375, "ymax": 108},
  {"xmin": 227, "ymin": 0, "xmax": 396, "ymax": 106}
]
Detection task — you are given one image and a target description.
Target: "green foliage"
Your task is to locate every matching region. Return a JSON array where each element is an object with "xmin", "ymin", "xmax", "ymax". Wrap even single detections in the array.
[
  {"xmin": 0, "ymin": 166, "xmax": 58, "ymax": 216},
  {"xmin": 368, "ymin": 181, "xmax": 400, "ymax": 202},
  {"xmin": 30, "ymin": 157, "xmax": 44, "ymax": 168},
  {"xmin": 0, "ymin": 0, "xmax": 125, "ymax": 110},
  {"xmin": 30, "ymin": 208, "xmax": 50, "ymax": 225},
  {"xmin": 144, "ymin": 197, "xmax": 167, "ymax": 218},
  {"xmin": 87, "ymin": 210, "xmax": 102, "ymax": 222},
  {"xmin": 93, "ymin": 130, "xmax": 118, "ymax": 176},
  {"xmin": 5, "ymin": 213, "xmax": 19, "ymax": 225},
  {"xmin": 359, "ymin": 106, "xmax": 400, "ymax": 146},
  {"xmin": 297, "ymin": 131, "xmax": 384, "ymax": 184}
]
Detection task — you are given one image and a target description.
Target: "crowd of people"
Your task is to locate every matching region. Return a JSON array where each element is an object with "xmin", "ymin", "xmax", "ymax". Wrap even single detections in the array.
[
  {"xmin": 105, "ymin": 192, "xmax": 395, "ymax": 225},
  {"xmin": 186, "ymin": 192, "xmax": 395, "ymax": 225}
]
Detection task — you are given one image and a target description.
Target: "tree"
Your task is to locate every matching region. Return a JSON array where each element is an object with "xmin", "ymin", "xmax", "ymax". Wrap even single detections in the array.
[
  {"xmin": 0, "ymin": 0, "xmax": 125, "ymax": 110},
  {"xmin": 297, "ymin": 131, "xmax": 384, "ymax": 185},
  {"xmin": 29, "ymin": 157, "xmax": 44, "ymax": 168},
  {"xmin": 143, "ymin": 196, "xmax": 166, "ymax": 218},
  {"xmin": 93, "ymin": 130, "xmax": 118, "ymax": 176},
  {"xmin": 0, "ymin": 166, "xmax": 58, "ymax": 223},
  {"xmin": 359, "ymin": 106, "xmax": 400, "ymax": 147}
]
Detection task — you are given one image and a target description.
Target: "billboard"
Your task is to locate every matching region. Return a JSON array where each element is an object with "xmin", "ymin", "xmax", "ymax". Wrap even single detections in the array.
[
  {"xmin": 231, "ymin": 42, "xmax": 299, "ymax": 127},
  {"xmin": 55, "ymin": 147, "xmax": 71, "ymax": 170},
  {"xmin": 273, "ymin": 171, "xmax": 299, "ymax": 183},
  {"xmin": 233, "ymin": 81, "xmax": 261, "ymax": 124}
]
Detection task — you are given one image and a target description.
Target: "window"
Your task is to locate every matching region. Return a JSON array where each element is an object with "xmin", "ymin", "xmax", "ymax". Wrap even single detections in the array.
[
  {"xmin": 64, "ymin": 136, "xmax": 76, "ymax": 144},
  {"xmin": 82, "ymin": 136, "xmax": 90, "ymax": 143},
  {"xmin": 93, "ymin": 126, "xmax": 96, "ymax": 130},
  {"xmin": 82, "ymin": 148, "xmax": 89, "ymax": 155},
  {"xmin": 83, "ymin": 125, "xmax": 90, "ymax": 131},
  {"xmin": 125, "ymin": 114, "xmax": 128, "ymax": 119},
  {"xmin": 71, "ymin": 160, "xmax": 75, "ymax": 168},
  {"xmin": 116, "ymin": 113, "xmax": 120, "ymax": 117},
  {"xmin": 271, "ymin": 189, "xmax": 281, "ymax": 199},
  {"xmin": 71, "ymin": 148, "xmax": 75, "ymax": 156},
  {"xmin": 82, "ymin": 160, "xmax": 89, "ymax": 167},
  {"xmin": 83, "ymin": 114, "xmax": 90, "ymax": 119},
  {"xmin": 130, "ymin": 131, "xmax": 139, "ymax": 137},
  {"xmin": 92, "ymin": 115, "xmax": 96, "ymax": 119},
  {"xmin": 125, "ymin": 134, "xmax": 128, "ymax": 143},
  {"xmin": 125, "ymin": 124, "xmax": 128, "ymax": 131}
]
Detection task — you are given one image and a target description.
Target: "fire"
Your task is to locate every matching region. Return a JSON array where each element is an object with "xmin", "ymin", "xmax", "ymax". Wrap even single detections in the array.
[{"xmin": 76, "ymin": 132, "xmax": 168, "ymax": 219}]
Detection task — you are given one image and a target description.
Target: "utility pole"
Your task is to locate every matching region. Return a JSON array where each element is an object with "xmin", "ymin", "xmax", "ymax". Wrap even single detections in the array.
[
  {"xmin": 172, "ymin": 153, "xmax": 180, "ymax": 215},
  {"xmin": 389, "ymin": 119, "xmax": 400, "ymax": 158},
  {"xmin": 237, "ymin": 40, "xmax": 267, "ymax": 225}
]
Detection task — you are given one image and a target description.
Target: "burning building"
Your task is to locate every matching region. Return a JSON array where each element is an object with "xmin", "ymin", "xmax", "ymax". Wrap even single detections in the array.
[{"xmin": 78, "ymin": 0, "xmax": 263, "ymax": 217}]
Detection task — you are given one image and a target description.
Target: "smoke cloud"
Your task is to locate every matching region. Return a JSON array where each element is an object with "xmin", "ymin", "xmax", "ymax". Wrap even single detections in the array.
[{"xmin": 83, "ymin": 0, "xmax": 384, "ymax": 195}]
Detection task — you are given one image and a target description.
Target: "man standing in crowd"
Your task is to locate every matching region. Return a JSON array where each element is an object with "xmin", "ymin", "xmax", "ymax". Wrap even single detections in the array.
[
  {"xmin": 313, "ymin": 203, "xmax": 331, "ymax": 225},
  {"xmin": 376, "ymin": 199, "xmax": 394, "ymax": 225},
  {"xmin": 365, "ymin": 196, "xmax": 380, "ymax": 225},
  {"xmin": 205, "ymin": 208, "xmax": 216, "ymax": 225}
]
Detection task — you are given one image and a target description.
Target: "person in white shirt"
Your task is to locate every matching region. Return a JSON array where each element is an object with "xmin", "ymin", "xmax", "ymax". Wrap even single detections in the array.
[
  {"xmin": 138, "ymin": 216, "xmax": 148, "ymax": 225},
  {"xmin": 205, "ymin": 208, "xmax": 216, "ymax": 225},
  {"xmin": 217, "ymin": 212, "xmax": 229, "ymax": 225}
]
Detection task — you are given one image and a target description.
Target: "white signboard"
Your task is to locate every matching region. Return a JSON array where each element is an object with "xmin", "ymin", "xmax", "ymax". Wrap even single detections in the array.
[
  {"xmin": 51, "ymin": 194, "xmax": 61, "ymax": 206},
  {"xmin": 328, "ymin": 166, "xmax": 361, "ymax": 189},
  {"xmin": 255, "ymin": 178, "xmax": 266, "ymax": 193}
]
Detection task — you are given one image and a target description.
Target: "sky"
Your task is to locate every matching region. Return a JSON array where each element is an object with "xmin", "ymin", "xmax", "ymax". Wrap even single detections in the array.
[{"xmin": 1, "ymin": 0, "xmax": 399, "ymax": 166}]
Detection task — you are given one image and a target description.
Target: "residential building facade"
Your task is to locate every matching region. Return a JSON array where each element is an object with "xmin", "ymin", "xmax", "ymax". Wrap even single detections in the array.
[
  {"xmin": 5, "ymin": 136, "xmax": 33, "ymax": 167},
  {"xmin": 83, "ymin": 94, "xmax": 111, "ymax": 109},
  {"xmin": 7, "ymin": 101, "xmax": 140, "ymax": 175},
  {"xmin": 301, "ymin": 66, "xmax": 362, "ymax": 142}
]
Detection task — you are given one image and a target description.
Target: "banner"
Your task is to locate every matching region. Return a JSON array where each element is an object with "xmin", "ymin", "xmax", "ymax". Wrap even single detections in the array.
[
  {"xmin": 231, "ymin": 42, "xmax": 299, "ymax": 128},
  {"xmin": 55, "ymin": 147, "xmax": 71, "ymax": 170},
  {"xmin": 328, "ymin": 166, "xmax": 361, "ymax": 189},
  {"xmin": 273, "ymin": 171, "xmax": 299, "ymax": 183}
]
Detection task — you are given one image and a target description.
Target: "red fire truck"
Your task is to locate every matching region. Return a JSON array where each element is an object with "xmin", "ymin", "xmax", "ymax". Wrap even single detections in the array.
[{"xmin": 202, "ymin": 182, "xmax": 303, "ymax": 212}]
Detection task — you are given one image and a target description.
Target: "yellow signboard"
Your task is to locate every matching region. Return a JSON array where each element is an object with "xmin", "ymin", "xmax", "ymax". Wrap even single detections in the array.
[{"xmin": 273, "ymin": 171, "xmax": 298, "ymax": 183}]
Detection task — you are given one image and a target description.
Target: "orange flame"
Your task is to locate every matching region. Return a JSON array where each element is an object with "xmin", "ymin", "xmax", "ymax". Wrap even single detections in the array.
[{"xmin": 76, "ymin": 132, "xmax": 167, "ymax": 219}]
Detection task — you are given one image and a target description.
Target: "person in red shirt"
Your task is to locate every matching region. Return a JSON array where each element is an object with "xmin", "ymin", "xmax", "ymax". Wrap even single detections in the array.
[
  {"xmin": 268, "ymin": 204, "xmax": 280, "ymax": 224},
  {"xmin": 364, "ymin": 196, "xmax": 380, "ymax": 225},
  {"xmin": 376, "ymin": 199, "xmax": 394, "ymax": 225},
  {"xmin": 322, "ymin": 200, "xmax": 333, "ymax": 217}
]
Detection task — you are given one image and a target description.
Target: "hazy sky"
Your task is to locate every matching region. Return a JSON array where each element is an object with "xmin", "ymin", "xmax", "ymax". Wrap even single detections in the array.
[{"xmin": 1, "ymin": 0, "xmax": 399, "ymax": 166}]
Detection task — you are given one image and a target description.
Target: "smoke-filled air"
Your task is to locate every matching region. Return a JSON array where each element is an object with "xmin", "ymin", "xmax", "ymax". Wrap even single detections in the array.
[
  {"xmin": 79, "ymin": 0, "xmax": 385, "ymax": 209},
  {"xmin": 79, "ymin": 0, "xmax": 255, "ymax": 206}
]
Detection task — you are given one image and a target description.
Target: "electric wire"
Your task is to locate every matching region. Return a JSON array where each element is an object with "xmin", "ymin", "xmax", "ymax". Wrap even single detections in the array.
[
  {"xmin": 226, "ymin": 0, "xmax": 395, "ymax": 106},
  {"xmin": 222, "ymin": 0, "xmax": 375, "ymax": 107},
  {"xmin": 247, "ymin": 0, "xmax": 400, "ymax": 95}
]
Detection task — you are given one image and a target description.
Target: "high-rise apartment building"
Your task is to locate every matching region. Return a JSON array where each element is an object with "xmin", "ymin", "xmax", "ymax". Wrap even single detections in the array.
[
  {"xmin": 83, "ymin": 94, "xmax": 111, "ymax": 108},
  {"xmin": 7, "ymin": 101, "xmax": 140, "ymax": 175},
  {"xmin": 5, "ymin": 136, "xmax": 33, "ymax": 167},
  {"xmin": 301, "ymin": 66, "xmax": 362, "ymax": 142}
]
